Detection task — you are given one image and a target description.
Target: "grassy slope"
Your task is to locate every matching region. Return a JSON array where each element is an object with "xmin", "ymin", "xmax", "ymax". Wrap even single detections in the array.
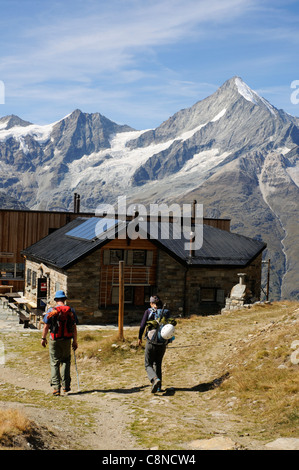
[{"xmin": 0, "ymin": 301, "xmax": 298, "ymax": 450}]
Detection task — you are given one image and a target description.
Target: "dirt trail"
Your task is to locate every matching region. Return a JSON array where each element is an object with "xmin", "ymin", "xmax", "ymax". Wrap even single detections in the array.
[
  {"xmin": 0, "ymin": 363, "xmax": 143, "ymax": 450},
  {"xmin": 1, "ymin": 302, "xmax": 298, "ymax": 450}
]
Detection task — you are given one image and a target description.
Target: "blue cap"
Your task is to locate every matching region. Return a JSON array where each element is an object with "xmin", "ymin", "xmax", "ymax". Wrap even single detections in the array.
[{"xmin": 54, "ymin": 290, "xmax": 67, "ymax": 299}]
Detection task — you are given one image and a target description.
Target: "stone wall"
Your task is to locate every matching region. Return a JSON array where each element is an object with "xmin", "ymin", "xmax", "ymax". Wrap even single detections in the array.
[
  {"xmin": 24, "ymin": 254, "xmax": 101, "ymax": 322},
  {"xmin": 24, "ymin": 259, "xmax": 67, "ymax": 308},
  {"xmin": 155, "ymin": 250, "xmax": 186, "ymax": 313},
  {"xmin": 24, "ymin": 249, "xmax": 263, "ymax": 323},
  {"xmin": 155, "ymin": 251, "xmax": 263, "ymax": 316},
  {"xmin": 66, "ymin": 250, "xmax": 101, "ymax": 323}
]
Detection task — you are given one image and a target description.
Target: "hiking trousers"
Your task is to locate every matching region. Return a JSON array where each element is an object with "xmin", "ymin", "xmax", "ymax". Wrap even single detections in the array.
[
  {"xmin": 144, "ymin": 340, "xmax": 167, "ymax": 385},
  {"xmin": 49, "ymin": 338, "xmax": 72, "ymax": 390}
]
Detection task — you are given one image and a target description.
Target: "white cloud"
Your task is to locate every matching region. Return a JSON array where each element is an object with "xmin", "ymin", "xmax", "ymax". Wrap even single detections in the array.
[
  {"xmin": 2, "ymin": 0, "xmax": 254, "ymax": 84},
  {"xmin": 3, "ymin": 0, "xmax": 298, "ymax": 127}
]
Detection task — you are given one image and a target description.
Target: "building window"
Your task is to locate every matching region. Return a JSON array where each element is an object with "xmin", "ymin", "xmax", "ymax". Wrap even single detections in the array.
[
  {"xmin": 27, "ymin": 269, "xmax": 32, "ymax": 286},
  {"xmin": 109, "ymin": 285, "xmax": 156, "ymax": 306},
  {"xmin": 144, "ymin": 286, "xmax": 156, "ymax": 303},
  {"xmin": 126, "ymin": 250, "xmax": 146, "ymax": 265},
  {"xmin": 0, "ymin": 263, "xmax": 25, "ymax": 280},
  {"xmin": 110, "ymin": 250, "xmax": 124, "ymax": 264},
  {"xmin": 32, "ymin": 271, "xmax": 37, "ymax": 289},
  {"xmin": 216, "ymin": 289, "xmax": 225, "ymax": 303},
  {"xmin": 199, "ymin": 288, "xmax": 225, "ymax": 303},
  {"xmin": 103, "ymin": 249, "xmax": 154, "ymax": 266},
  {"xmin": 200, "ymin": 288, "xmax": 215, "ymax": 302},
  {"xmin": 132, "ymin": 250, "xmax": 146, "ymax": 265},
  {"xmin": 124, "ymin": 286, "xmax": 134, "ymax": 303},
  {"xmin": 111, "ymin": 286, "xmax": 134, "ymax": 304}
]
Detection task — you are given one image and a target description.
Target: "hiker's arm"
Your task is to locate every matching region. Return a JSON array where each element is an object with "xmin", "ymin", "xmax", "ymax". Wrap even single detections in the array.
[
  {"xmin": 138, "ymin": 310, "xmax": 149, "ymax": 345},
  {"xmin": 41, "ymin": 323, "xmax": 49, "ymax": 347}
]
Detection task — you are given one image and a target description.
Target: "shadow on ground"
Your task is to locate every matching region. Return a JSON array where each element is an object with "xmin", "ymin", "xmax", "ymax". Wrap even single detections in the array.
[
  {"xmin": 161, "ymin": 372, "xmax": 229, "ymax": 396},
  {"xmin": 70, "ymin": 372, "xmax": 229, "ymax": 396}
]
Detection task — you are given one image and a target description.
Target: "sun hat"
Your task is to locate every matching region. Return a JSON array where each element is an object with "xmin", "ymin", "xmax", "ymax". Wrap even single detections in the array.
[{"xmin": 54, "ymin": 290, "xmax": 67, "ymax": 300}]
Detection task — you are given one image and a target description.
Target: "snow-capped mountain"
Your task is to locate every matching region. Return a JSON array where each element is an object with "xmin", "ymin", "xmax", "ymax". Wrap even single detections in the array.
[{"xmin": 0, "ymin": 76, "xmax": 298, "ymax": 300}]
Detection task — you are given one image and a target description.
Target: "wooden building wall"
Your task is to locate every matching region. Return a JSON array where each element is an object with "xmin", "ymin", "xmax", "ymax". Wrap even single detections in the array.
[
  {"xmin": 0, "ymin": 209, "xmax": 94, "ymax": 292},
  {"xmin": 0, "ymin": 208, "xmax": 230, "ymax": 294},
  {"xmin": 99, "ymin": 238, "xmax": 158, "ymax": 307}
]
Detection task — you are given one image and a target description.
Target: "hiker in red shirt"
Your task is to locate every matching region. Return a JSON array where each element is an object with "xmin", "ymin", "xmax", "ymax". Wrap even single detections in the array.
[{"xmin": 41, "ymin": 290, "xmax": 78, "ymax": 396}]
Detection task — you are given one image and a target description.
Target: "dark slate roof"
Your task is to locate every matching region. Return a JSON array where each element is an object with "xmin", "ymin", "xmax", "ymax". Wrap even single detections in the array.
[
  {"xmin": 22, "ymin": 217, "xmax": 266, "ymax": 269},
  {"xmin": 22, "ymin": 218, "xmax": 104, "ymax": 269},
  {"xmin": 156, "ymin": 223, "xmax": 266, "ymax": 266}
]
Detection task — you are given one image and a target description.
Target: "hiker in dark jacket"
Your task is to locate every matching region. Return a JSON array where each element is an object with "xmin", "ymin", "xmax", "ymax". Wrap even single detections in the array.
[
  {"xmin": 138, "ymin": 295, "xmax": 170, "ymax": 393},
  {"xmin": 41, "ymin": 290, "xmax": 78, "ymax": 396}
]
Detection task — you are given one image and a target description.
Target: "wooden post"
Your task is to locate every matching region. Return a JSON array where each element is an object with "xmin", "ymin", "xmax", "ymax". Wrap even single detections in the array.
[{"xmin": 118, "ymin": 260, "xmax": 124, "ymax": 341}]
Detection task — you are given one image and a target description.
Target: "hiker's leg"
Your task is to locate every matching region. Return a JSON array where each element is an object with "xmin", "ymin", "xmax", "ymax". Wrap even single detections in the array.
[
  {"xmin": 144, "ymin": 341, "xmax": 157, "ymax": 383},
  {"xmin": 154, "ymin": 344, "xmax": 167, "ymax": 385},
  {"xmin": 60, "ymin": 339, "xmax": 72, "ymax": 390},
  {"xmin": 49, "ymin": 340, "xmax": 61, "ymax": 390}
]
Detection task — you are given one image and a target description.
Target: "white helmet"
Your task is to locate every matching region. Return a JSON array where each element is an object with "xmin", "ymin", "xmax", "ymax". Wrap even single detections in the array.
[{"xmin": 160, "ymin": 323, "xmax": 175, "ymax": 340}]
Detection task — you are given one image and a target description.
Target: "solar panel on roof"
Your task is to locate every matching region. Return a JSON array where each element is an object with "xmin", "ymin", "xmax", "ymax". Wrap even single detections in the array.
[{"xmin": 66, "ymin": 217, "xmax": 120, "ymax": 240}]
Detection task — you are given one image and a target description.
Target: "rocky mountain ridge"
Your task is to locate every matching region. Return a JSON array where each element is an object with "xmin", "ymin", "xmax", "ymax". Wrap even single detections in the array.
[{"xmin": 0, "ymin": 76, "xmax": 298, "ymax": 300}]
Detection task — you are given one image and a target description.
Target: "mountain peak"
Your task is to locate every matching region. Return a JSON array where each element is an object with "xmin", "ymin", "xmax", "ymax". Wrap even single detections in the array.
[
  {"xmin": 234, "ymin": 77, "xmax": 259, "ymax": 103},
  {"xmin": 230, "ymin": 76, "xmax": 277, "ymax": 115},
  {"xmin": 0, "ymin": 114, "xmax": 32, "ymax": 130}
]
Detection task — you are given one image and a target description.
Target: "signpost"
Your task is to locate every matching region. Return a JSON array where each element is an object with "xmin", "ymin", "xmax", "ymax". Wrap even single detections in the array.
[{"xmin": 118, "ymin": 261, "xmax": 124, "ymax": 341}]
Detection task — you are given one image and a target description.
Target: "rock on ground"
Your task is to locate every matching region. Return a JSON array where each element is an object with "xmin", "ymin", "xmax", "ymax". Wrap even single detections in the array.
[{"xmin": 265, "ymin": 438, "xmax": 299, "ymax": 450}]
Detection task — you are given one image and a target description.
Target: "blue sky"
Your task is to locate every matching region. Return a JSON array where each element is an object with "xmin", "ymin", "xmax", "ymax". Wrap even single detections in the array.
[{"xmin": 0, "ymin": 0, "xmax": 299, "ymax": 129}]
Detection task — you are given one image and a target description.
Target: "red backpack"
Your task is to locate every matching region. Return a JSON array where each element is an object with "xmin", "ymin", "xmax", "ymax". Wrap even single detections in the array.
[{"xmin": 47, "ymin": 305, "xmax": 75, "ymax": 340}]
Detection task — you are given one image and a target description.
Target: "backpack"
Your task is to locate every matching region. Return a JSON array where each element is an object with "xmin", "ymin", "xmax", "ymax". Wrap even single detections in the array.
[
  {"xmin": 146, "ymin": 306, "xmax": 176, "ymax": 345},
  {"xmin": 47, "ymin": 305, "xmax": 76, "ymax": 340}
]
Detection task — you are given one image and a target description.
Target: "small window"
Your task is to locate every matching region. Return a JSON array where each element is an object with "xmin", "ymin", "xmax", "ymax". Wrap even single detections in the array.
[
  {"xmin": 216, "ymin": 289, "xmax": 225, "ymax": 303},
  {"xmin": 0, "ymin": 262, "xmax": 24, "ymax": 280},
  {"xmin": 0, "ymin": 263, "xmax": 14, "ymax": 278},
  {"xmin": 110, "ymin": 250, "xmax": 124, "ymax": 264},
  {"xmin": 32, "ymin": 271, "xmax": 37, "ymax": 288},
  {"xmin": 124, "ymin": 286, "xmax": 134, "ymax": 303},
  {"xmin": 126, "ymin": 250, "xmax": 148, "ymax": 265},
  {"xmin": 27, "ymin": 269, "xmax": 32, "ymax": 286},
  {"xmin": 112, "ymin": 286, "xmax": 134, "ymax": 304},
  {"xmin": 144, "ymin": 286, "xmax": 156, "ymax": 303},
  {"xmin": 199, "ymin": 288, "xmax": 225, "ymax": 303},
  {"xmin": 133, "ymin": 250, "xmax": 146, "ymax": 265},
  {"xmin": 200, "ymin": 288, "xmax": 215, "ymax": 302},
  {"xmin": 131, "ymin": 250, "xmax": 146, "ymax": 265}
]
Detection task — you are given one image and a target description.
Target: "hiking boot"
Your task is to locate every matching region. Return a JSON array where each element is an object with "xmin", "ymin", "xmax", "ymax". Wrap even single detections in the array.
[
  {"xmin": 151, "ymin": 377, "xmax": 161, "ymax": 393},
  {"xmin": 63, "ymin": 388, "xmax": 71, "ymax": 394},
  {"xmin": 53, "ymin": 389, "xmax": 60, "ymax": 396}
]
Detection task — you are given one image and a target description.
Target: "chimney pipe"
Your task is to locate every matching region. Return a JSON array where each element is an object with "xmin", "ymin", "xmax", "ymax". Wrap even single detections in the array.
[
  {"xmin": 73, "ymin": 193, "xmax": 77, "ymax": 213},
  {"xmin": 192, "ymin": 199, "xmax": 197, "ymax": 221},
  {"xmin": 73, "ymin": 193, "xmax": 80, "ymax": 213},
  {"xmin": 189, "ymin": 231, "xmax": 195, "ymax": 259}
]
